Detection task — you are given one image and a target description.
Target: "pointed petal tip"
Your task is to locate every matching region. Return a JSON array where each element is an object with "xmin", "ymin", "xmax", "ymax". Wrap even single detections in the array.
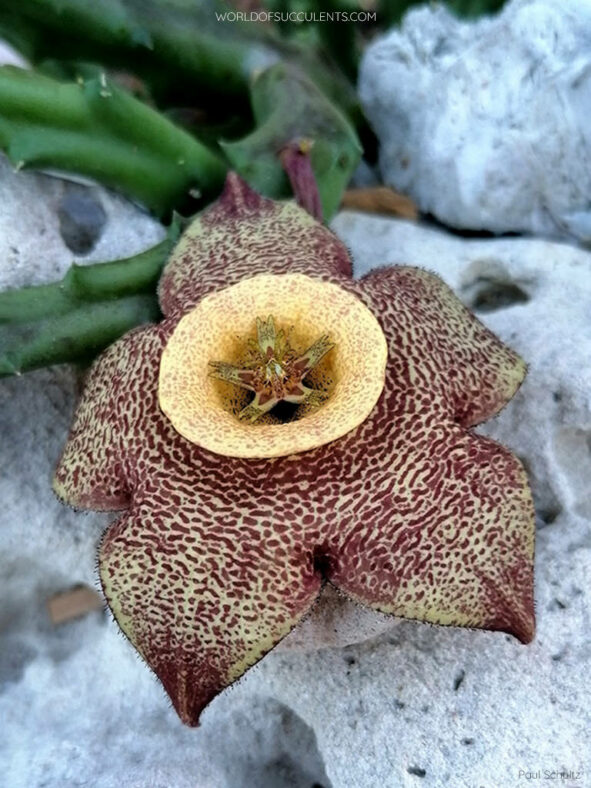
[
  {"xmin": 512, "ymin": 614, "xmax": 536, "ymax": 645},
  {"xmin": 488, "ymin": 590, "xmax": 535, "ymax": 645},
  {"xmin": 177, "ymin": 707, "xmax": 202, "ymax": 728},
  {"xmin": 219, "ymin": 172, "xmax": 268, "ymax": 215},
  {"xmin": 499, "ymin": 560, "xmax": 536, "ymax": 645},
  {"xmin": 156, "ymin": 659, "xmax": 222, "ymax": 728}
]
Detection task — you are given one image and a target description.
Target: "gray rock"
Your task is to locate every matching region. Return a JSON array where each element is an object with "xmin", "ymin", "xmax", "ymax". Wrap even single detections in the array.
[
  {"xmin": 359, "ymin": 0, "xmax": 591, "ymax": 240},
  {"xmin": 57, "ymin": 183, "xmax": 108, "ymax": 255}
]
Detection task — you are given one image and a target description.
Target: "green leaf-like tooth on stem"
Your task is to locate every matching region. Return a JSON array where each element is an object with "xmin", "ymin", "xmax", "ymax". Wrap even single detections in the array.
[{"xmin": 221, "ymin": 64, "xmax": 362, "ymax": 221}]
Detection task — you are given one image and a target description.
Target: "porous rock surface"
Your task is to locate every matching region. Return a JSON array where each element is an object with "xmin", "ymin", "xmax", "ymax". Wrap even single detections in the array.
[
  {"xmin": 359, "ymin": 0, "xmax": 591, "ymax": 241},
  {"xmin": 0, "ymin": 155, "xmax": 166, "ymax": 291},
  {"xmin": 1, "ymin": 159, "xmax": 589, "ymax": 787}
]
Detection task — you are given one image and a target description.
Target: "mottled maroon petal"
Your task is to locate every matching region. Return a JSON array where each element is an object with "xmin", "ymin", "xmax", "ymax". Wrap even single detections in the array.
[
  {"xmin": 158, "ymin": 173, "xmax": 352, "ymax": 318},
  {"xmin": 355, "ymin": 266, "xmax": 527, "ymax": 428},
  {"xmin": 100, "ymin": 500, "xmax": 321, "ymax": 726},
  {"xmin": 327, "ymin": 421, "xmax": 534, "ymax": 643}
]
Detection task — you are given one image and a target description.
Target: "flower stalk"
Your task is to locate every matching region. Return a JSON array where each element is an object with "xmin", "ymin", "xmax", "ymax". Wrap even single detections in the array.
[{"xmin": 222, "ymin": 64, "xmax": 361, "ymax": 221}]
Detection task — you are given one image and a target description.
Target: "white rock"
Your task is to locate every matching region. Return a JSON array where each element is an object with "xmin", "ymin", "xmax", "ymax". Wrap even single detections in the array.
[
  {"xmin": 281, "ymin": 584, "xmax": 393, "ymax": 651},
  {"xmin": 0, "ymin": 39, "xmax": 28, "ymax": 68},
  {"xmin": 359, "ymin": 0, "xmax": 591, "ymax": 240},
  {"xmin": 2, "ymin": 198, "xmax": 589, "ymax": 786}
]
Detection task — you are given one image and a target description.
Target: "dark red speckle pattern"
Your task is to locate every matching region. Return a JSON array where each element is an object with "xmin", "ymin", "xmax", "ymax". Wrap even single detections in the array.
[{"xmin": 54, "ymin": 174, "xmax": 535, "ymax": 726}]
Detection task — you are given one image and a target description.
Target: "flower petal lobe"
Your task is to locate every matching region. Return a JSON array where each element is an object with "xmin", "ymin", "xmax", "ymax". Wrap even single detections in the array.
[
  {"xmin": 158, "ymin": 174, "xmax": 352, "ymax": 317},
  {"xmin": 329, "ymin": 424, "xmax": 535, "ymax": 643},
  {"xmin": 100, "ymin": 501, "xmax": 322, "ymax": 725},
  {"xmin": 359, "ymin": 266, "xmax": 526, "ymax": 427}
]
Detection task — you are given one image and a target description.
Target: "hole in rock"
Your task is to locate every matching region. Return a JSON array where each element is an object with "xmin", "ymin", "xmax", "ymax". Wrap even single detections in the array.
[
  {"xmin": 0, "ymin": 638, "xmax": 37, "ymax": 688},
  {"xmin": 538, "ymin": 507, "xmax": 561, "ymax": 526},
  {"xmin": 57, "ymin": 183, "xmax": 107, "ymax": 255},
  {"xmin": 460, "ymin": 258, "xmax": 533, "ymax": 313},
  {"xmin": 469, "ymin": 279, "xmax": 529, "ymax": 312}
]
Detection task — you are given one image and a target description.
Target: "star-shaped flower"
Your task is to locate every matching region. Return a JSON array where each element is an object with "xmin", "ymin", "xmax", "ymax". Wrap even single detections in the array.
[{"xmin": 54, "ymin": 174, "xmax": 535, "ymax": 726}]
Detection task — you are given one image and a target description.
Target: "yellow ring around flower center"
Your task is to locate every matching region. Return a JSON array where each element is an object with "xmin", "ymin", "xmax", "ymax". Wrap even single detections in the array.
[{"xmin": 158, "ymin": 273, "xmax": 388, "ymax": 459}]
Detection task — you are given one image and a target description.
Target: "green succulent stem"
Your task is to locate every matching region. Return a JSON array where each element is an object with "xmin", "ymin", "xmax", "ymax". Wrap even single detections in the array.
[
  {"xmin": 0, "ymin": 0, "xmax": 359, "ymax": 123},
  {"xmin": 0, "ymin": 224, "xmax": 179, "ymax": 376},
  {"xmin": 0, "ymin": 224, "xmax": 178, "ymax": 325},
  {"xmin": 0, "ymin": 296, "xmax": 160, "ymax": 377},
  {"xmin": 0, "ymin": 66, "xmax": 227, "ymax": 217}
]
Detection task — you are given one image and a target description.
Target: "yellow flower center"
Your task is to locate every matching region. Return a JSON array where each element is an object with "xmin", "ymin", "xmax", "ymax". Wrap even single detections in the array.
[
  {"xmin": 208, "ymin": 315, "xmax": 334, "ymax": 423},
  {"xmin": 158, "ymin": 273, "xmax": 388, "ymax": 459}
]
